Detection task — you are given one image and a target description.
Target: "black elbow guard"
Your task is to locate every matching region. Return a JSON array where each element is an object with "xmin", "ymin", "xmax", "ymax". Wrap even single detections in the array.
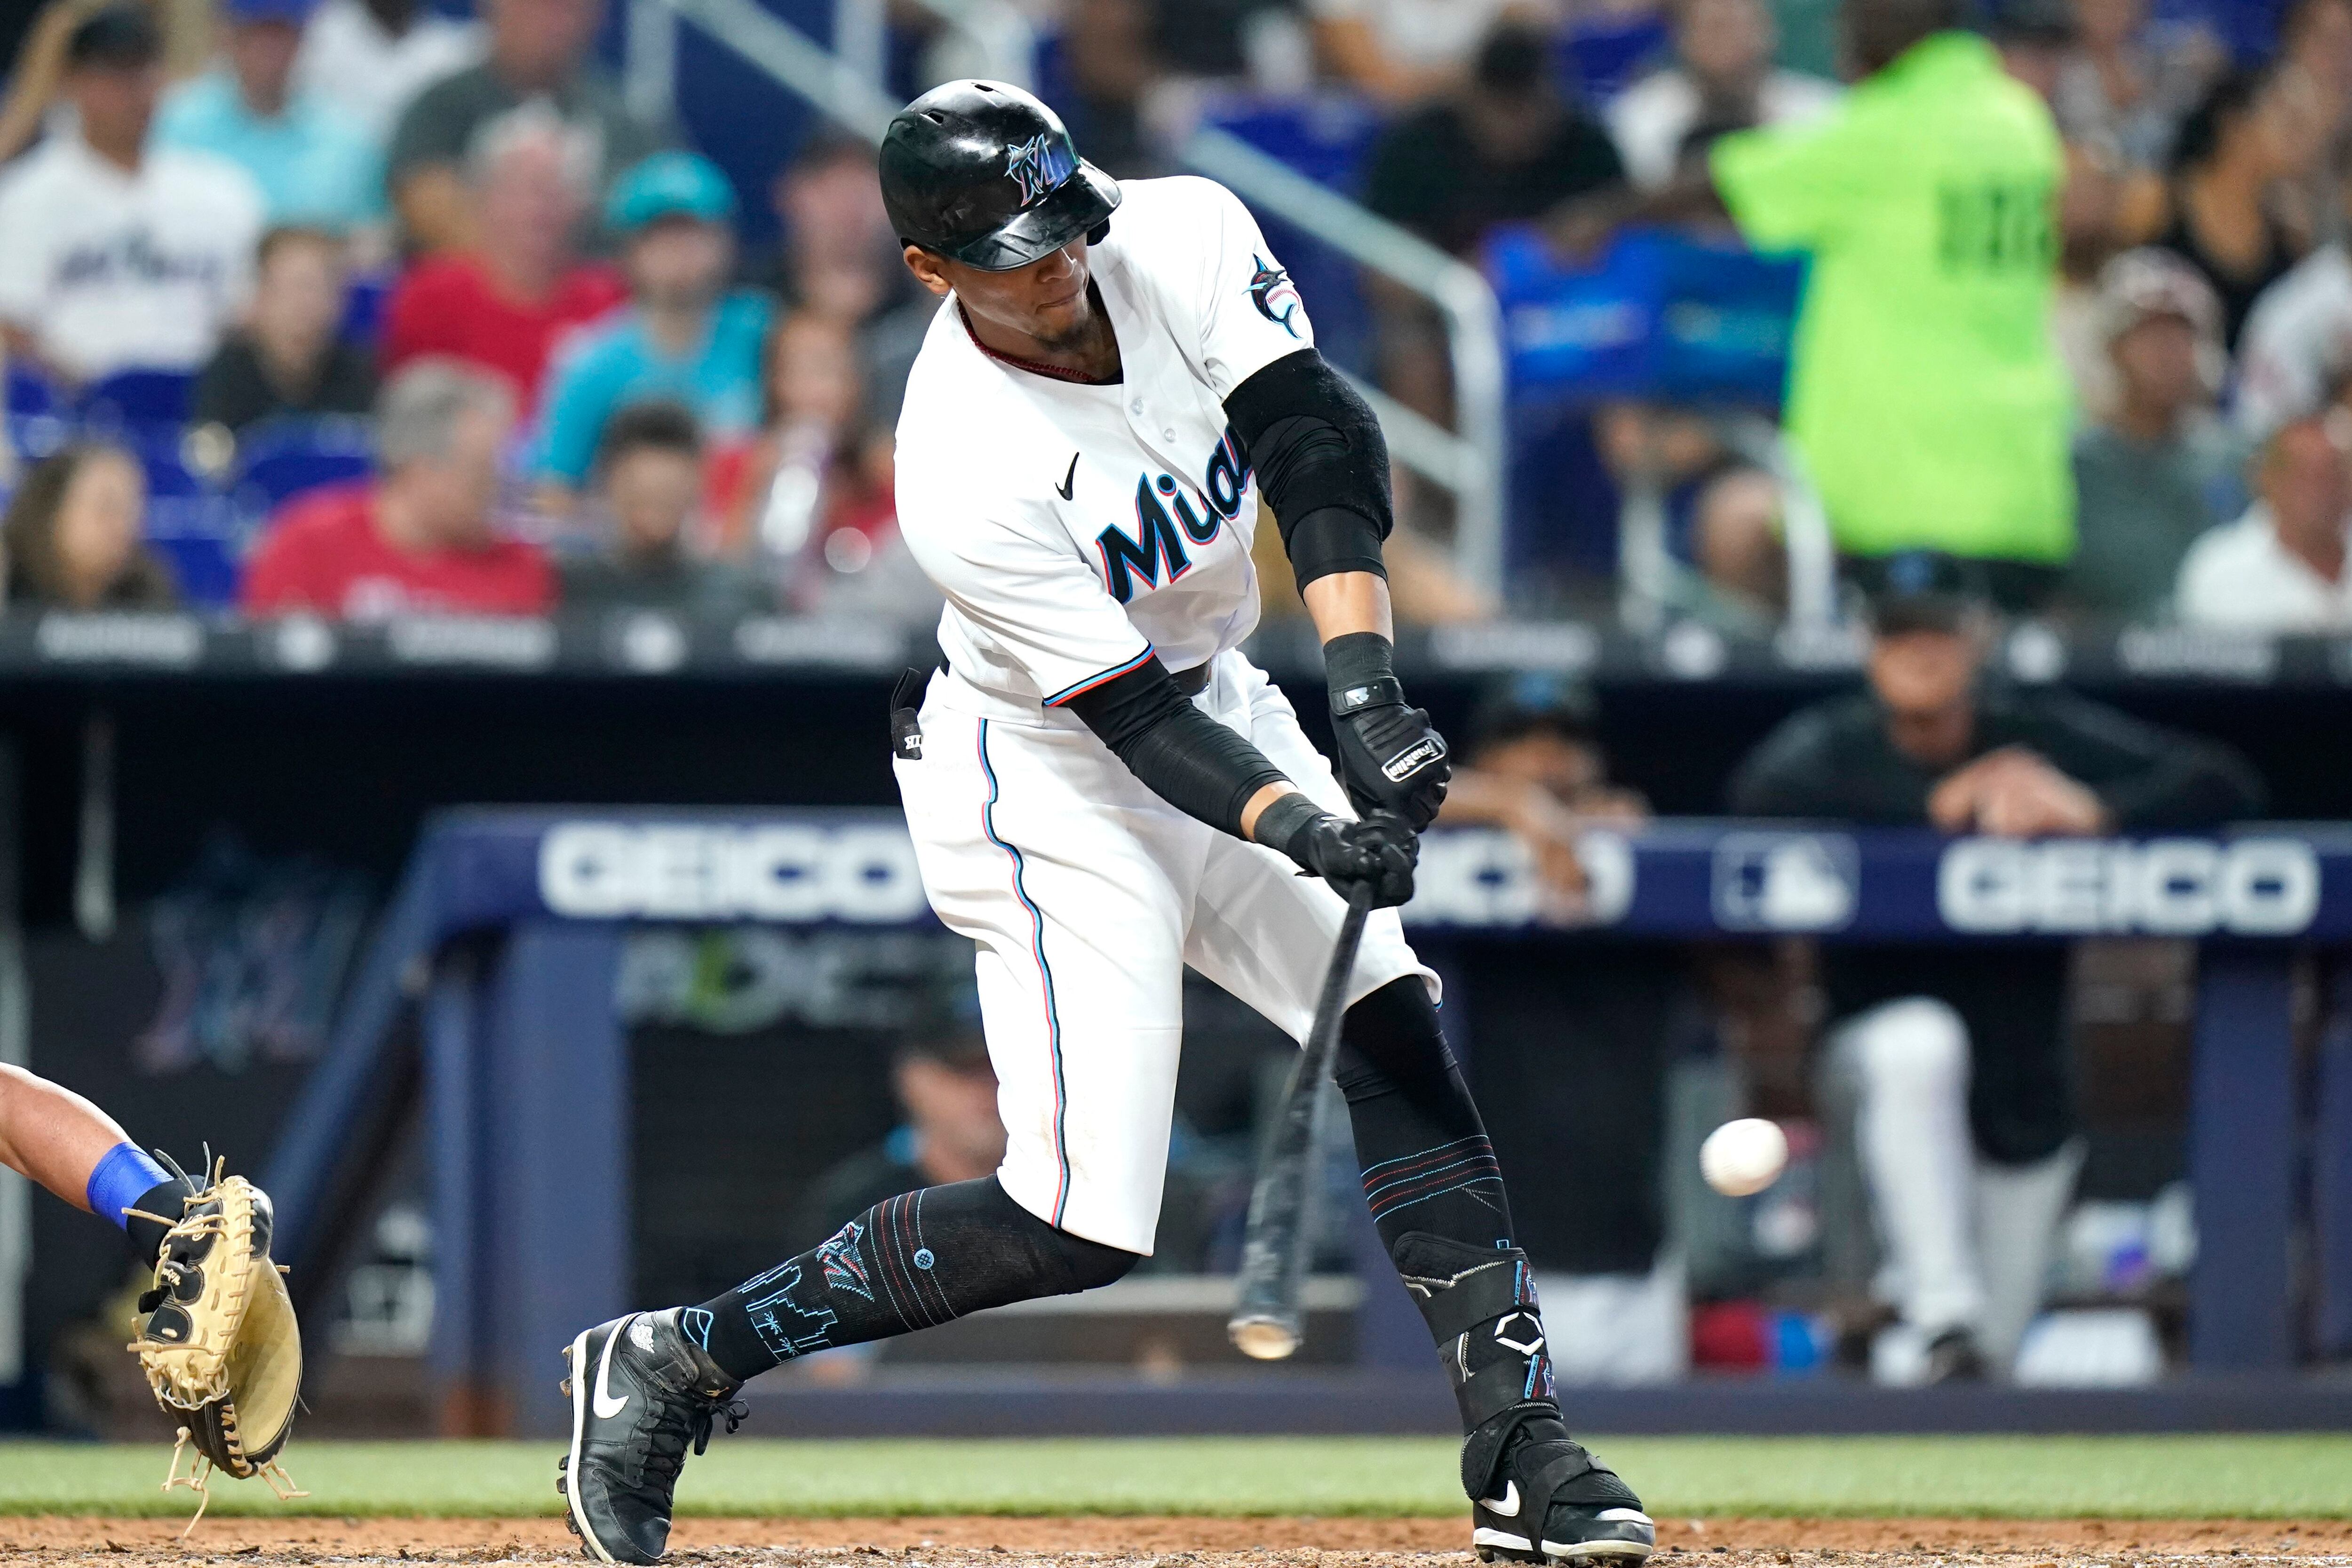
[{"xmin": 1225, "ymin": 349, "xmax": 1391, "ymax": 590}]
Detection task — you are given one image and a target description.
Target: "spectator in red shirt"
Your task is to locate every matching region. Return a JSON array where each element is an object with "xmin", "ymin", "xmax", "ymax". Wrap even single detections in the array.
[
  {"xmin": 379, "ymin": 106, "xmax": 624, "ymax": 413},
  {"xmin": 243, "ymin": 358, "xmax": 554, "ymax": 618}
]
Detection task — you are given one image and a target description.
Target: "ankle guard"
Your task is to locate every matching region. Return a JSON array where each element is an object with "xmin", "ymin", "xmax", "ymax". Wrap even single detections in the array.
[{"xmin": 1395, "ymin": 1233, "xmax": 1587, "ymax": 1499}]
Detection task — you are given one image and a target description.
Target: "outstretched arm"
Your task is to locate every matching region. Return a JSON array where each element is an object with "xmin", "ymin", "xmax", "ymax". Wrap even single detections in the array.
[
  {"xmin": 0, "ymin": 0, "xmax": 89, "ymax": 171},
  {"xmin": 0, "ymin": 1063, "xmax": 189, "ymax": 1254},
  {"xmin": 0, "ymin": 1062, "xmax": 131, "ymax": 1211}
]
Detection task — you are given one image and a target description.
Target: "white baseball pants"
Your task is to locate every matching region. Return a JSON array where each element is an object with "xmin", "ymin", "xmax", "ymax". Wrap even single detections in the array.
[
  {"xmin": 893, "ymin": 651, "xmax": 1436, "ymax": 1255},
  {"xmin": 1827, "ymin": 996, "xmax": 2083, "ymax": 1375}
]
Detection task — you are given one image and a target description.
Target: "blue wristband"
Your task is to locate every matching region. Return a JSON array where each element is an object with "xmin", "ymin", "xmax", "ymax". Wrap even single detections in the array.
[{"xmin": 86, "ymin": 1141, "xmax": 172, "ymax": 1231}]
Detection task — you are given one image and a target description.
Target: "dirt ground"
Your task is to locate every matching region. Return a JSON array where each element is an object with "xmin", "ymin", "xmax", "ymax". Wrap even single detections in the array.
[{"xmin": 2, "ymin": 1516, "xmax": 2350, "ymax": 1568}]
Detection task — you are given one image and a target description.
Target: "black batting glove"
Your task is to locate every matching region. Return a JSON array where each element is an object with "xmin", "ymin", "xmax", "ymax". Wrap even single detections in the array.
[
  {"xmin": 1255, "ymin": 796, "xmax": 1418, "ymax": 908},
  {"xmin": 1325, "ymin": 632, "xmax": 1450, "ymax": 830}
]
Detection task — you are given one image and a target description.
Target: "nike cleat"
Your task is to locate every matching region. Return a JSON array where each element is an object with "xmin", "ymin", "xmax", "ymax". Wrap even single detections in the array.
[
  {"xmin": 1391, "ymin": 1233, "xmax": 1653, "ymax": 1567},
  {"xmin": 1470, "ymin": 1434, "xmax": 1655, "ymax": 1564},
  {"xmin": 560, "ymin": 1309, "xmax": 745, "ymax": 1563}
]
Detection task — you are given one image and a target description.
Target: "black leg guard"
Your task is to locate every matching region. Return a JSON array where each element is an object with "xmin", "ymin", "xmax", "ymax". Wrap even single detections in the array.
[{"xmin": 1396, "ymin": 1233, "xmax": 1654, "ymax": 1565}]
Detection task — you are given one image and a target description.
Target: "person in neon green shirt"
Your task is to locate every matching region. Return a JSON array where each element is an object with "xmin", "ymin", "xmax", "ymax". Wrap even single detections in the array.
[{"xmin": 1678, "ymin": 0, "xmax": 2078, "ymax": 603}]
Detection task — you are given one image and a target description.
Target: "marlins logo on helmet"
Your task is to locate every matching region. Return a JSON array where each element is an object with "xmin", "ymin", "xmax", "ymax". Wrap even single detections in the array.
[
  {"xmin": 1248, "ymin": 255, "xmax": 1302, "ymax": 337},
  {"xmin": 1005, "ymin": 132, "xmax": 1076, "ymax": 206}
]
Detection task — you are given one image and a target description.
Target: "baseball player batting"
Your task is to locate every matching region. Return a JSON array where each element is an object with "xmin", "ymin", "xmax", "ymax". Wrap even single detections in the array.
[{"xmin": 558, "ymin": 81, "xmax": 1654, "ymax": 1568}]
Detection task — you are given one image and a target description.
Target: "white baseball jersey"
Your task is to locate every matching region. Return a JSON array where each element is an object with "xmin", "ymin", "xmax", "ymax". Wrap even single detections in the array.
[
  {"xmin": 896, "ymin": 175, "xmax": 1314, "ymax": 721},
  {"xmin": 890, "ymin": 174, "xmax": 1432, "ymax": 1255}
]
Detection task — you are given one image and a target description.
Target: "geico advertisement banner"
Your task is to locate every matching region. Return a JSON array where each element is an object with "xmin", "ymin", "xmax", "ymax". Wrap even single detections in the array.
[
  {"xmin": 538, "ymin": 822, "xmax": 930, "ymax": 923},
  {"xmin": 1936, "ymin": 837, "xmax": 2320, "ymax": 936},
  {"xmin": 533, "ymin": 820, "xmax": 1616, "ymax": 929},
  {"xmin": 530, "ymin": 820, "xmax": 2332, "ymax": 939}
]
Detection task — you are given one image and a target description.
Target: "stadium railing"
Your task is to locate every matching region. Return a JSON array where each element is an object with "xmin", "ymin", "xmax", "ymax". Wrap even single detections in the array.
[
  {"xmin": 619, "ymin": 0, "xmax": 1513, "ymax": 597},
  {"xmin": 261, "ymin": 807, "xmax": 2352, "ymax": 1437}
]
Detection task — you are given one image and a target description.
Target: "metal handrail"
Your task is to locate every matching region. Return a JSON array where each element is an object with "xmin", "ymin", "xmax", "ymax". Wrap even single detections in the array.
[
  {"xmin": 1614, "ymin": 413, "xmax": 1838, "ymax": 633},
  {"xmin": 831, "ymin": 0, "xmax": 886, "ymax": 94},
  {"xmin": 890, "ymin": 0, "xmax": 1037, "ymax": 91},
  {"xmin": 625, "ymin": 0, "xmax": 1511, "ymax": 597},
  {"xmin": 1176, "ymin": 127, "xmax": 1508, "ymax": 598},
  {"xmin": 634, "ymin": 0, "xmax": 897, "ymax": 139}
]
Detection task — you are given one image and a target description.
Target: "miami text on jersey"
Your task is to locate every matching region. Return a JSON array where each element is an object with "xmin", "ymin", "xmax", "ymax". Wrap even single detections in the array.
[{"xmin": 1095, "ymin": 426, "xmax": 1253, "ymax": 603}]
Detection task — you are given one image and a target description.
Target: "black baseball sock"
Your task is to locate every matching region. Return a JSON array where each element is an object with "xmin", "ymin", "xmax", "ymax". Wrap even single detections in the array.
[
  {"xmin": 692, "ymin": 1176, "xmax": 1139, "ymax": 1383},
  {"xmin": 1336, "ymin": 977, "xmax": 1514, "ymax": 1254},
  {"xmin": 1342, "ymin": 985, "xmax": 1642, "ymax": 1518}
]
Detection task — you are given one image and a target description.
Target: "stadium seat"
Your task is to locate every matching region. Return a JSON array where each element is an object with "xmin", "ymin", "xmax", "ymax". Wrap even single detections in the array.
[
  {"xmin": 231, "ymin": 415, "xmax": 376, "ymax": 514},
  {"xmin": 133, "ymin": 428, "xmax": 250, "ymax": 607},
  {"xmin": 83, "ymin": 368, "xmax": 196, "ymax": 429},
  {"xmin": 1202, "ymin": 94, "xmax": 1385, "ymax": 191},
  {"xmin": 1484, "ymin": 223, "xmax": 1802, "ymax": 406},
  {"xmin": 342, "ymin": 270, "xmax": 394, "ymax": 346},
  {"xmin": 6, "ymin": 363, "xmax": 61, "ymax": 418},
  {"xmin": 5, "ymin": 364, "xmax": 75, "ymax": 461},
  {"xmin": 147, "ymin": 508, "xmax": 251, "ymax": 608},
  {"xmin": 1198, "ymin": 94, "xmax": 1384, "ymax": 376},
  {"xmin": 1556, "ymin": 14, "xmax": 1672, "ymax": 102}
]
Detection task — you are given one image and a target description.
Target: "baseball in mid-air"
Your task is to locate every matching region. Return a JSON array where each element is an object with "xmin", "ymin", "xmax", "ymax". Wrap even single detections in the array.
[{"xmin": 1700, "ymin": 1117, "xmax": 1788, "ymax": 1197}]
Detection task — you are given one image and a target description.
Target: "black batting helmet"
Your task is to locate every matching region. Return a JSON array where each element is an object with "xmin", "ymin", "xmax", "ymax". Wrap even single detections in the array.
[{"xmin": 879, "ymin": 80, "xmax": 1121, "ymax": 271}]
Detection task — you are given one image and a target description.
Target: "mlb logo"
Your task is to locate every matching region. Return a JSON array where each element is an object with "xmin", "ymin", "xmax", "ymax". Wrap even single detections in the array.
[{"xmin": 1712, "ymin": 833, "xmax": 1859, "ymax": 932}]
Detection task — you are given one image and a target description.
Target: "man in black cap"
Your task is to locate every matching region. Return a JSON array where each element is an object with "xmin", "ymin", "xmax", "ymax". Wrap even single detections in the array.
[
  {"xmin": 1727, "ymin": 551, "xmax": 2263, "ymax": 1381},
  {"xmin": 558, "ymin": 80, "xmax": 1652, "ymax": 1568},
  {"xmin": 0, "ymin": 4, "xmax": 264, "ymax": 383},
  {"xmin": 1440, "ymin": 674, "xmax": 1648, "ymax": 913}
]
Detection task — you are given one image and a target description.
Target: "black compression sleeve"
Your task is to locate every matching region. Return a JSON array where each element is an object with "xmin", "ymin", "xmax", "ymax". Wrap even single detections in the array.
[
  {"xmin": 1225, "ymin": 349, "xmax": 1391, "ymax": 590},
  {"xmin": 1065, "ymin": 655, "xmax": 1289, "ymax": 838}
]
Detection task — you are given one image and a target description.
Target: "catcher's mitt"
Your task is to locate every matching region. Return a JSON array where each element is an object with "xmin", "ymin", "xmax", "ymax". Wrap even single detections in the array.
[{"xmin": 127, "ymin": 1156, "xmax": 307, "ymax": 1530}]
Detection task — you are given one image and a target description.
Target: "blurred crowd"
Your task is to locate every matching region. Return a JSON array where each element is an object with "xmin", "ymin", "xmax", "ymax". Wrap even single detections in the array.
[
  {"xmin": 0, "ymin": 0, "xmax": 2344, "ymax": 631},
  {"xmin": 0, "ymin": 0, "xmax": 935, "ymax": 623}
]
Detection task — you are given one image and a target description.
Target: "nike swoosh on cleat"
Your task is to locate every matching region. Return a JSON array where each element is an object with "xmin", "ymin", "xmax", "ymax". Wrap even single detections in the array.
[
  {"xmin": 1055, "ymin": 452, "xmax": 1079, "ymax": 501},
  {"xmin": 593, "ymin": 1317, "xmax": 633, "ymax": 1419},
  {"xmin": 1486, "ymin": 1481, "xmax": 1522, "ymax": 1518}
]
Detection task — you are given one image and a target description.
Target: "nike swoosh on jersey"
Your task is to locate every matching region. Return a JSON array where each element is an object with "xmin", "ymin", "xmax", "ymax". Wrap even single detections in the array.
[
  {"xmin": 593, "ymin": 1317, "xmax": 633, "ymax": 1419},
  {"xmin": 1056, "ymin": 452, "xmax": 1079, "ymax": 501}
]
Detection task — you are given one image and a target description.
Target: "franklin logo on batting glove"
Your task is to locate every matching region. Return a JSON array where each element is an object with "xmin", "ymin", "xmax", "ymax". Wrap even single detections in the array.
[{"xmin": 1383, "ymin": 736, "xmax": 1448, "ymax": 784}]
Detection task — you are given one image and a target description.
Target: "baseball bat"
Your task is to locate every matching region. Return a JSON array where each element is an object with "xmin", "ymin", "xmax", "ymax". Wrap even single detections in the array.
[{"xmin": 1228, "ymin": 878, "xmax": 1376, "ymax": 1361}]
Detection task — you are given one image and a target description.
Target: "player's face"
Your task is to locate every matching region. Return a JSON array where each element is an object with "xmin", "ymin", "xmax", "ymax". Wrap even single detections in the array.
[
  {"xmin": 67, "ymin": 63, "xmax": 161, "ymax": 156},
  {"xmin": 1869, "ymin": 629, "xmax": 1982, "ymax": 767},
  {"xmin": 605, "ymin": 447, "xmax": 700, "ymax": 554},
  {"xmin": 2261, "ymin": 418, "xmax": 2352, "ymax": 549},
  {"xmin": 54, "ymin": 450, "xmax": 144, "ymax": 605},
  {"xmin": 904, "ymin": 239, "xmax": 1097, "ymax": 351},
  {"xmin": 628, "ymin": 218, "xmax": 732, "ymax": 310}
]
